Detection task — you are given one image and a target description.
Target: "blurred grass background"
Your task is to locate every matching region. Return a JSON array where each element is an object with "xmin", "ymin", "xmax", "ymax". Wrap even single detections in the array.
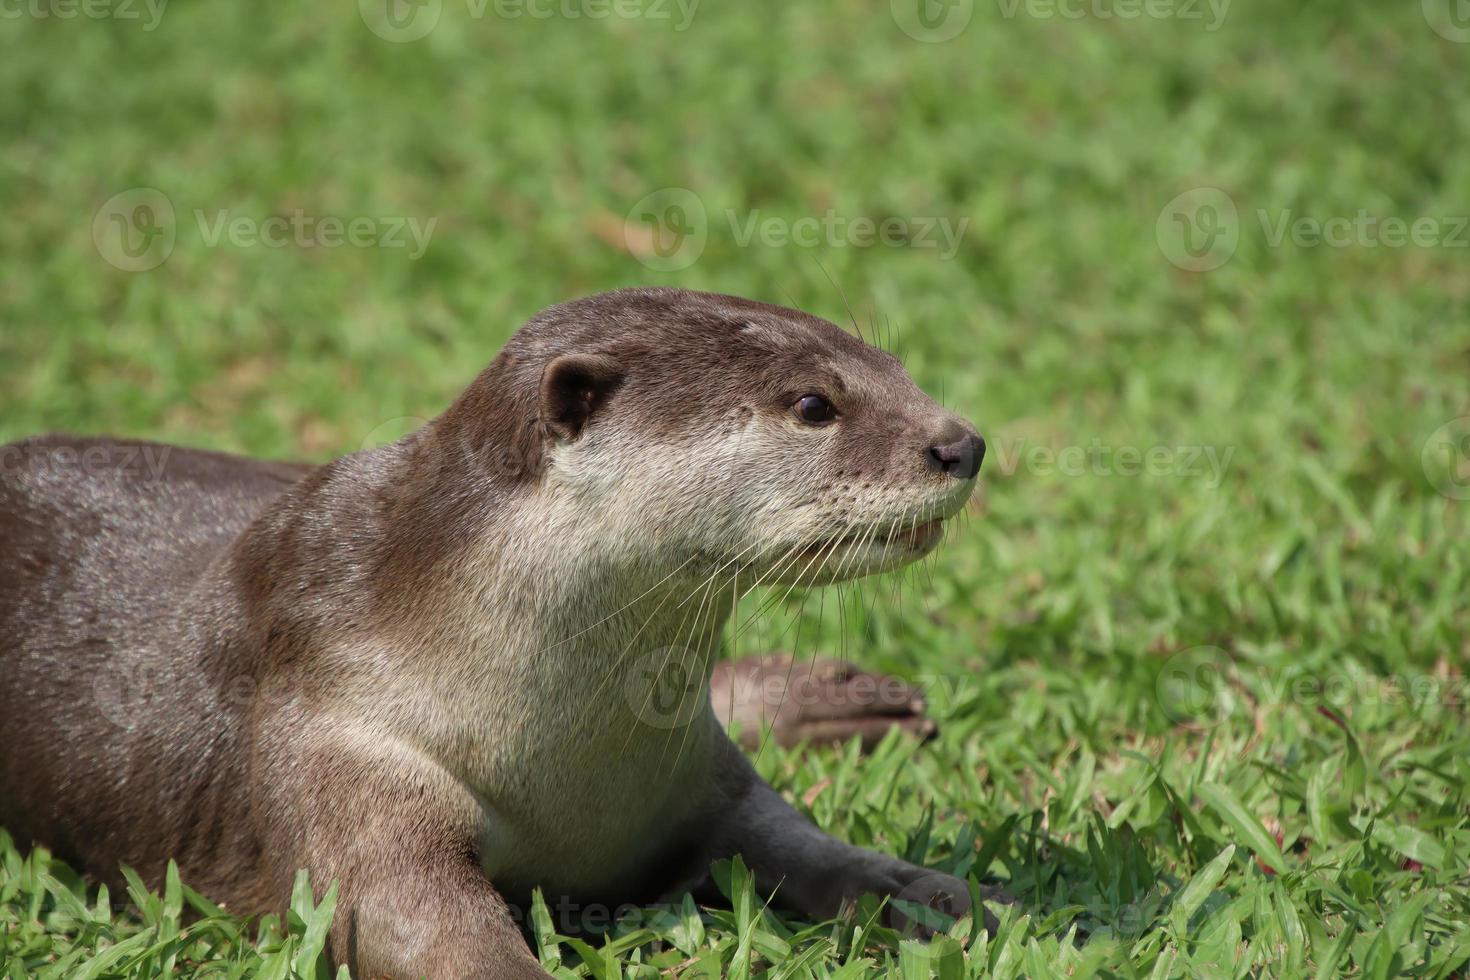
[{"xmin": 3, "ymin": 0, "xmax": 1470, "ymax": 975}]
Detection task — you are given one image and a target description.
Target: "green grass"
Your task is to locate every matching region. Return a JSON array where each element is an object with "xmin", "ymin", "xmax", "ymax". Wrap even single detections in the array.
[{"xmin": 4, "ymin": 0, "xmax": 1470, "ymax": 975}]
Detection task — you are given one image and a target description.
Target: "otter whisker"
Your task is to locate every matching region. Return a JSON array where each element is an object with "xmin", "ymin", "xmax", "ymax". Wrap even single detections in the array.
[
  {"xmin": 722, "ymin": 518, "xmax": 847, "ymax": 663},
  {"xmin": 835, "ymin": 580, "xmax": 850, "ymax": 671},
  {"xmin": 577, "ymin": 536, "xmax": 763, "ymax": 740},
  {"xmin": 813, "ymin": 255, "xmax": 864, "ymax": 346},
  {"xmin": 525, "ymin": 550, "xmax": 702, "ymax": 661},
  {"xmin": 646, "ymin": 567, "xmax": 725, "ymax": 767},
  {"xmin": 667, "ymin": 568, "xmax": 753, "ymax": 773},
  {"xmin": 725, "ymin": 531, "xmax": 823, "ymax": 641},
  {"xmin": 588, "ymin": 534, "xmax": 773, "ymax": 736},
  {"xmin": 748, "ymin": 529, "xmax": 850, "ymax": 764},
  {"xmin": 885, "ymin": 308, "xmax": 906, "ymax": 367}
]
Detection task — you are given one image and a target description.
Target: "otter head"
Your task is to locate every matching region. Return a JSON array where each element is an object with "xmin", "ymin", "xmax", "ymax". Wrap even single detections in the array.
[{"xmin": 443, "ymin": 288, "xmax": 983, "ymax": 587}]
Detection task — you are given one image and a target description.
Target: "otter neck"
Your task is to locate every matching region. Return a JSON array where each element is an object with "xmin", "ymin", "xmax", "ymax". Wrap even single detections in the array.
[{"xmin": 437, "ymin": 490, "xmax": 742, "ymax": 735}]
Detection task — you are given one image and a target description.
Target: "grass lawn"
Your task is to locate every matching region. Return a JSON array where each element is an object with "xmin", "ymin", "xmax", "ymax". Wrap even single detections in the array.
[{"xmin": 4, "ymin": 0, "xmax": 1470, "ymax": 975}]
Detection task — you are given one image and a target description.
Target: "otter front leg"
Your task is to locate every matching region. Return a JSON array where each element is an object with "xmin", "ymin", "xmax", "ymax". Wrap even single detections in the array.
[
  {"xmin": 252, "ymin": 731, "xmax": 548, "ymax": 980},
  {"xmin": 706, "ymin": 743, "xmax": 997, "ymax": 936}
]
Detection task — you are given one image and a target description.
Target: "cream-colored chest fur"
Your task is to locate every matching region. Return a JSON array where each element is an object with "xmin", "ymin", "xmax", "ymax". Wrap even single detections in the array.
[
  {"xmin": 461, "ymin": 624, "xmax": 726, "ymax": 895},
  {"xmin": 344, "ymin": 516, "xmax": 737, "ymax": 896}
]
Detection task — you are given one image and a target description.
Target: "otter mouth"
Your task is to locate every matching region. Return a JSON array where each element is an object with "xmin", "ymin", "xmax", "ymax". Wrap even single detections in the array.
[
  {"xmin": 789, "ymin": 517, "xmax": 947, "ymax": 577},
  {"xmin": 821, "ymin": 518, "xmax": 944, "ymax": 554}
]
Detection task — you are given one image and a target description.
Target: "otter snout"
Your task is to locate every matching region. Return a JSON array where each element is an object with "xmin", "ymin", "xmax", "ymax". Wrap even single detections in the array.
[{"xmin": 925, "ymin": 420, "xmax": 985, "ymax": 481}]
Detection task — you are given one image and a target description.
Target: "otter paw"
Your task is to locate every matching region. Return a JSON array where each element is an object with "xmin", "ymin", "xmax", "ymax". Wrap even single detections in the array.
[
  {"xmin": 711, "ymin": 653, "xmax": 935, "ymax": 750},
  {"xmin": 859, "ymin": 866, "xmax": 1014, "ymax": 939}
]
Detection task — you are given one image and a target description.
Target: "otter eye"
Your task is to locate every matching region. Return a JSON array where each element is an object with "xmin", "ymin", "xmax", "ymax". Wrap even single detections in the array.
[{"xmin": 794, "ymin": 394, "xmax": 838, "ymax": 426}]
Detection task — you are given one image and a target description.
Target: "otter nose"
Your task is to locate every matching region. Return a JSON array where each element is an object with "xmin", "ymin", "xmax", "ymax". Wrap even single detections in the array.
[{"xmin": 926, "ymin": 425, "xmax": 985, "ymax": 480}]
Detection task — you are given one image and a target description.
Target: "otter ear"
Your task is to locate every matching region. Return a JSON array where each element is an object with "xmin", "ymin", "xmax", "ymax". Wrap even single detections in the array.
[{"xmin": 539, "ymin": 353, "xmax": 625, "ymax": 442}]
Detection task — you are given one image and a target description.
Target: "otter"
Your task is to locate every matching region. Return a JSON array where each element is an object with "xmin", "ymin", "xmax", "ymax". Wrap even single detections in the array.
[{"xmin": 0, "ymin": 288, "xmax": 989, "ymax": 979}]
